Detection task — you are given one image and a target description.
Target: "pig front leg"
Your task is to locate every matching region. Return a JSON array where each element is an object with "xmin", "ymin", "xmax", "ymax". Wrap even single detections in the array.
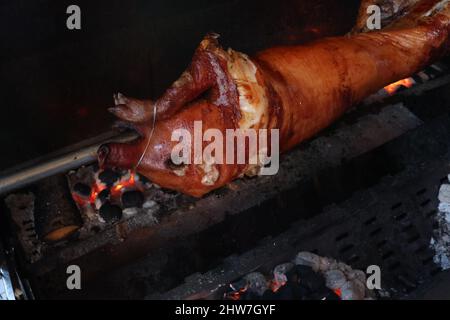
[{"xmin": 107, "ymin": 35, "xmax": 222, "ymax": 125}]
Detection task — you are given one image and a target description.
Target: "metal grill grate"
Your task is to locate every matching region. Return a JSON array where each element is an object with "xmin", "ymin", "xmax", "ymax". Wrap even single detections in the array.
[{"xmin": 155, "ymin": 152, "xmax": 450, "ymax": 299}]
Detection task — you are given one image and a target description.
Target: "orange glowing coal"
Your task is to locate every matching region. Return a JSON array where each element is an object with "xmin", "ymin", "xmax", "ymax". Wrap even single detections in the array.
[
  {"xmin": 228, "ymin": 286, "xmax": 248, "ymax": 300},
  {"xmin": 72, "ymin": 171, "xmax": 139, "ymax": 207},
  {"xmin": 89, "ymin": 182, "xmax": 107, "ymax": 203},
  {"xmin": 334, "ymin": 288, "xmax": 342, "ymax": 298},
  {"xmin": 384, "ymin": 77, "xmax": 415, "ymax": 95},
  {"xmin": 111, "ymin": 171, "xmax": 137, "ymax": 196},
  {"xmin": 270, "ymin": 279, "xmax": 287, "ymax": 293}
]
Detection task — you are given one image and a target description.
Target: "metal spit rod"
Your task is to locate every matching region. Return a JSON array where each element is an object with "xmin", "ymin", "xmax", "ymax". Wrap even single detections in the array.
[{"xmin": 0, "ymin": 131, "xmax": 138, "ymax": 196}]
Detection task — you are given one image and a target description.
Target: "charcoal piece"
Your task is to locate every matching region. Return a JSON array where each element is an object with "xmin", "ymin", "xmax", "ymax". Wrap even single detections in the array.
[
  {"xmin": 122, "ymin": 190, "xmax": 145, "ymax": 208},
  {"xmin": 261, "ymin": 289, "xmax": 277, "ymax": 300},
  {"xmin": 244, "ymin": 272, "xmax": 268, "ymax": 297},
  {"xmin": 286, "ymin": 282, "xmax": 310, "ymax": 300},
  {"xmin": 294, "ymin": 251, "xmax": 321, "ymax": 271},
  {"xmin": 73, "ymin": 183, "xmax": 91, "ymax": 197},
  {"xmin": 271, "ymin": 283, "xmax": 296, "ymax": 300},
  {"xmin": 98, "ymin": 169, "xmax": 120, "ymax": 187},
  {"xmin": 273, "ymin": 263, "xmax": 294, "ymax": 284},
  {"xmin": 99, "ymin": 203, "xmax": 123, "ymax": 222},
  {"xmin": 324, "ymin": 269, "xmax": 347, "ymax": 290},
  {"xmin": 240, "ymin": 291, "xmax": 259, "ymax": 300},
  {"xmin": 295, "ymin": 265, "xmax": 326, "ymax": 293},
  {"xmin": 340, "ymin": 280, "xmax": 366, "ymax": 300},
  {"xmin": 97, "ymin": 189, "xmax": 110, "ymax": 202}
]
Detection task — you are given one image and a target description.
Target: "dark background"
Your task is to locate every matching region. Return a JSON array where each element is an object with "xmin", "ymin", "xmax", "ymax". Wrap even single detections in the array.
[{"xmin": 0, "ymin": 0, "xmax": 360, "ymax": 171}]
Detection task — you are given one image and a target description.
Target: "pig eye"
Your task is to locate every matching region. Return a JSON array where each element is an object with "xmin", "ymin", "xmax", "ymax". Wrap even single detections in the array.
[{"xmin": 165, "ymin": 158, "xmax": 186, "ymax": 170}]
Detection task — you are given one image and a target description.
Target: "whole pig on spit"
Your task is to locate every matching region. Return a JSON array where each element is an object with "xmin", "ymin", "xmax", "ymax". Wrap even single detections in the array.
[{"xmin": 98, "ymin": 0, "xmax": 450, "ymax": 197}]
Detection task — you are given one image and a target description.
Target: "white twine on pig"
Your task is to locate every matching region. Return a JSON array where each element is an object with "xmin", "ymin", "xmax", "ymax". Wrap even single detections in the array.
[{"xmin": 135, "ymin": 103, "xmax": 157, "ymax": 170}]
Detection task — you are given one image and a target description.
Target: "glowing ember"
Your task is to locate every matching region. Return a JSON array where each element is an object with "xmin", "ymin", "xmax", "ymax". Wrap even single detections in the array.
[
  {"xmin": 90, "ymin": 182, "xmax": 107, "ymax": 204},
  {"xmin": 226, "ymin": 283, "xmax": 249, "ymax": 300},
  {"xmin": 270, "ymin": 280, "xmax": 287, "ymax": 293},
  {"xmin": 72, "ymin": 192, "xmax": 88, "ymax": 206},
  {"xmin": 384, "ymin": 78, "xmax": 414, "ymax": 95},
  {"xmin": 111, "ymin": 172, "xmax": 137, "ymax": 196},
  {"xmin": 334, "ymin": 288, "xmax": 342, "ymax": 298},
  {"xmin": 72, "ymin": 170, "xmax": 139, "ymax": 207}
]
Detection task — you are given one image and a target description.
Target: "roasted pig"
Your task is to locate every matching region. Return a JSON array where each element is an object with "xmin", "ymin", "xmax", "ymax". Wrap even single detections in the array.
[{"xmin": 98, "ymin": 0, "xmax": 450, "ymax": 197}]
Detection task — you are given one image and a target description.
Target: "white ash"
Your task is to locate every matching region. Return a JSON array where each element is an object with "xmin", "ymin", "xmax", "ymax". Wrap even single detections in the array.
[
  {"xmin": 77, "ymin": 205, "xmax": 106, "ymax": 239},
  {"xmin": 123, "ymin": 207, "xmax": 139, "ymax": 217},
  {"xmin": 430, "ymin": 176, "xmax": 450, "ymax": 270},
  {"xmin": 294, "ymin": 251, "xmax": 372, "ymax": 300},
  {"xmin": 243, "ymin": 272, "xmax": 268, "ymax": 297},
  {"xmin": 324, "ymin": 269, "xmax": 347, "ymax": 290},
  {"xmin": 438, "ymin": 184, "xmax": 450, "ymax": 203},
  {"xmin": 4, "ymin": 193, "xmax": 43, "ymax": 263},
  {"xmin": 68, "ymin": 166, "xmax": 95, "ymax": 189},
  {"xmin": 273, "ymin": 263, "xmax": 294, "ymax": 285},
  {"xmin": 143, "ymin": 199, "xmax": 158, "ymax": 210},
  {"xmin": 294, "ymin": 251, "xmax": 322, "ymax": 272},
  {"xmin": 438, "ymin": 203, "xmax": 450, "ymax": 215},
  {"xmin": 94, "ymin": 197, "xmax": 104, "ymax": 210}
]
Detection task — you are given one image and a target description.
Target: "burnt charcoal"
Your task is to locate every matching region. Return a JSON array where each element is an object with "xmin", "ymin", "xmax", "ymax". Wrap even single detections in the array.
[
  {"xmin": 99, "ymin": 203, "xmax": 122, "ymax": 222},
  {"xmin": 271, "ymin": 283, "xmax": 297, "ymax": 300},
  {"xmin": 261, "ymin": 289, "xmax": 277, "ymax": 300},
  {"xmin": 287, "ymin": 282, "xmax": 311, "ymax": 300},
  {"xmin": 241, "ymin": 290, "xmax": 265, "ymax": 300},
  {"xmin": 98, "ymin": 189, "xmax": 110, "ymax": 202},
  {"xmin": 285, "ymin": 269, "xmax": 299, "ymax": 283},
  {"xmin": 99, "ymin": 169, "xmax": 120, "ymax": 187},
  {"xmin": 122, "ymin": 190, "xmax": 145, "ymax": 208},
  {"xmin": 244, "ymin": 272, "xmax": 268, "ymax": 297},
  {"xmin": 294, "ymin": 265, "xmax": 326, "ymax": 292},
  {"xmin": 73, "ymin": 183, "xmax": 91, "ymax": 197}
]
